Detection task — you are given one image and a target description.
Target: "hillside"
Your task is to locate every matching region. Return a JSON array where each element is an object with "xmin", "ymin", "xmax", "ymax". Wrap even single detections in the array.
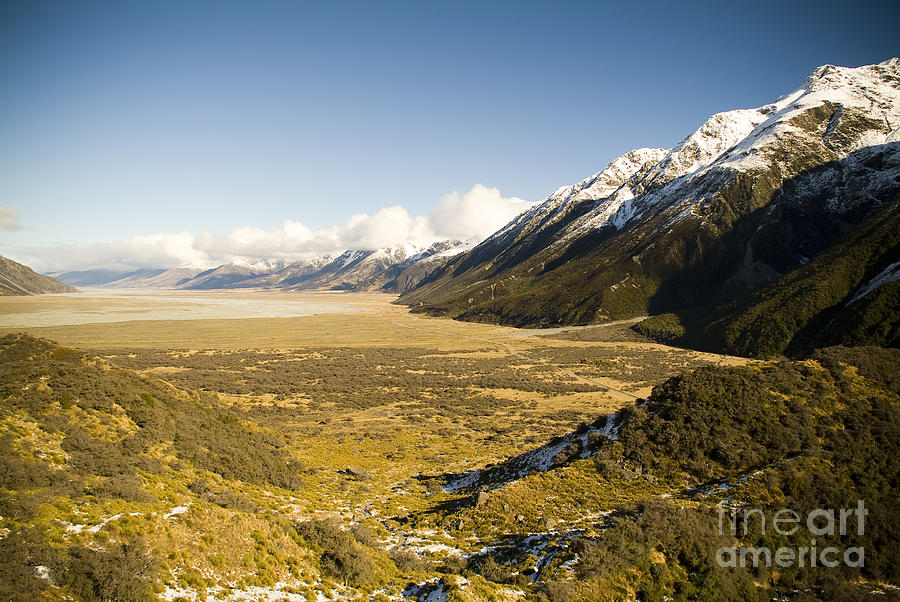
[
  {"xmin": 398, "ymin": 60, "xmax": 900, "ymax": 355},
  {"xmin": 687, "ymin": 199, "xmax": 900, "ymax": 357},
  {"xmin": 0, "ymin": 333, "xmax": 310, "ymax": 600},
  {"xmin": 51, "ymin": 267, "xmax": 203, "ymax": 288},
  {"xmin": 2, "ymin": 333, "xmax": 897, "ymax": 600},
  {"xmin": 173, "ymin": 241, "xmax": 470, "ymax": 293},
  {"xmin": 0, "ymin": 255, "xmax": 78, "ymax": 296},
  {"xmin": 109, "ymin": 267, "xmax": 204, "ymax": 288},
  {"xmin": 426, "ymin": 345, "xmax": 900, "ymax": 600},
  {"xmin": 49, "ymin": 268, "xmax": 144, "ymax": 287}
]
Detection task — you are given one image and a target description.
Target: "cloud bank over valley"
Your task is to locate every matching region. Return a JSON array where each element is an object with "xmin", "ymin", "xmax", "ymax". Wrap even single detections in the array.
[{"xmin": 10, "ymin": 185, "xmax": 532, "ymax": 272}]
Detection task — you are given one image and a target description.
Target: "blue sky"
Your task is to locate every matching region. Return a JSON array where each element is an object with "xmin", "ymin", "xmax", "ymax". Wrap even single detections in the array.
[{"xmin": 1, "ymin": 0, "xmax": 898, "ymax": 270}]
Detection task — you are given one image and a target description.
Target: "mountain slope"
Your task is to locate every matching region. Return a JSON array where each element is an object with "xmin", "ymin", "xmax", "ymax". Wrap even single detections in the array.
[
  {"xmin": 0, "ymin": 333, "xmax": 309, "ymax": 600},
  {"xmin": 430, "ymin": 345, "xmax": 900, "ymax": 599},
  {"xmin": 51, "ymin": 268, "xmax": 142, "ymax": 287},
  {"xmin": 688, "ymin": 198, "xmax": 900, "ymax": 357},
  {"xmin": 51, "ymin": 267, "xmax": 203, "ymax": 288},
  {"xmin": 381, "ymin": 239, "xmax": 474, "ymax": 293},
  {"xmin": 107, "ymin": 266, "xmax": 203, "ymax": 288},
  {"xmin": 46, "ymin": 241, "xmax": 469, "ymax": 293},
  {"xmin": 0, "ymin": 255, "xmax": 78, "ymax": 296},
  {"xmin": 281, "ymin": 244, "xmax": 424, "ymax": 291},
  {"xmin": 399, "ymin": 60, "xmax": 900, "ymax": 337}
]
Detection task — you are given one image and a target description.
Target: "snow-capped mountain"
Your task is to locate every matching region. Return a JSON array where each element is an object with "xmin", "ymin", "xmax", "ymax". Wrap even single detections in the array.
[
  {"xmin": 277, "ymin": 244, "xmax": 424, "ymax": 291},
  {"xmin": 400, "ymin": 59, "xmax": 900, "ymax": 352},
  {"xmin": 165, "ymin": 241, "xmax": 469, "ymax": 292},
  {"xmin": 49, "ymin": 240, "xmax": 472, "ymax": 293},
  {"xmin": 380, "ymin": 239, "xmax": 475, "ymax": 293},
  {"xmin": 177, "ymin": 260, "xmax": 288, "ymax": 290}
]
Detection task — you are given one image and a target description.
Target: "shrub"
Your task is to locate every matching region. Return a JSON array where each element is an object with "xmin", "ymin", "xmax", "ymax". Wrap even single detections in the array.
[
  {"xmin": 62, "ymin": 540, "xmax": 160, "ymax": 602},
  {"xmin": 90, "ymin": 474, "xmax": 156, "ymax": 503},
  {"xmin": 202, "ymin": 489, "xmax": 258, "ymax": 513},
  {"xmin": 538, "ymin": 580, "xmax": 578, "ymax": 602},
  {"xmin": 348, "ymin": 524, "xmax": 379, "ymax": 548},
  {"xmin": 388, "ymin": 547, "xmax": 426, "ymax": 574},
  {"xmin": 632, "ymin": 313, "xmax": 685, "ymax": 342},
  {"xmin": 469, "ymin": 555, "xmax": 512, "ymax": 583},
  {"xmin": 295, "ymin": 519, "xmax": 375, "ymax": 587},
  {"xmin": 0, "ymin": 527, "xmax": 62, "ymax": 600}
]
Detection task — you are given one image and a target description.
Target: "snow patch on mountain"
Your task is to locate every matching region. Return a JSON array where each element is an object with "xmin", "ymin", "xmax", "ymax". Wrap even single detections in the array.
[
  {"xmin": 443, "ymin": 411, "xmax": 625, "ymax": 493},
  {"xmin": 488, "ymin": 148, "xmax": 668, "ymax": 249},
  {"xmin": 525, "ymin": 59, "xmax": 900, "ymax": 248},
  {"xmin": 435, "ymin": 238, "xmax": 478, "ymax": 258},
  {"xmin": 848, "ymin": 261, "xmax": 900, "ymax": 304},
  {"xmin": 337, "ymin": 250, "xmax": 370, "ymax": 269}
]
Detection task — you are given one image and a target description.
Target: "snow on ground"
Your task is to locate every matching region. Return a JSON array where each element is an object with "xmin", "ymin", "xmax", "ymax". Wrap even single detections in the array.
[
  {"xmin": 61, "ymin": 503, "xmax": 189, "ymax": 536},
  {"xmin": 164, "ymin": 504, "xmax": 191, "ymax": 519},
  {"xmin": 403, "ymin": 536, "xmax": 463, "ymax": 557},
  {"xmin": 420, "ymin": 581, "xmax": 448, "ymax": 602},
  {"xmin": 848, "ymin": 261, "xmax": 900, "ymax": 304},
  {"xmin": 691, "ymin": 469, "xmax": 765, "ymax": 500},
  {"xmin": 64, "ymin": 513, "xmax": 124, "ymax": 534},
  {"xmin": 161, "ymin": 581, "xmax": 317, "ymax": 602},
  {"xmin": 443, "ymin": 411, "xmax": 623, "ymax": 493},
  {"xmin": 33, "ymin": 565, "xmax": 51, "ymax": 581},
  {"xmin": 404, "ymin": 576, "xmax": 522, "ymax": 602}
]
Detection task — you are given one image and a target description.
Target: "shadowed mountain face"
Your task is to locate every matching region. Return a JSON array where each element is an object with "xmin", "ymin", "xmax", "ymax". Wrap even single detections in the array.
[
  {"xmin": 398, "ymin": 60, "xmax": 900, "ymax": 351},
  {"xmin": 0, "ymin": 255, "xmax": 78, "ymax": 296},
  {"xmin": 683, "ymin": 173, "xmax": 900, "ymax": 357}
]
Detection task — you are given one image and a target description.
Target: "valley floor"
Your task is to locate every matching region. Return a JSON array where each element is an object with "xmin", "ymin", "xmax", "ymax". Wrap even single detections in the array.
[{"xmin": 0, "ymin": 291, "xmax": 753, "ymax": 600}]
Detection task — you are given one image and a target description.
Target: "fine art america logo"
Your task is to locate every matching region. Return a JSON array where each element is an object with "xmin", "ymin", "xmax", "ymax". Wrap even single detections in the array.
[{"xmin": 716, "ymin": 500, "xmax": 867, "ymax": 568}]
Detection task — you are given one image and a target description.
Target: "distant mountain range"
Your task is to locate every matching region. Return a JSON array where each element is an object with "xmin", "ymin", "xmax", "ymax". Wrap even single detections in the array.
[
  {"xmin": 47, "ymin": 267, "xmax": 203, "ymax": 288},
  {"xmin": 399, "ymin": 59, "xmax": 900, "ymax": 356},
  {"xmin": 49, "ymin": 239, "xmax": 475, "ymax": 294},
  {"xmin": 0, "ymin": 254, "xmax": 77, "ymax": 296}
]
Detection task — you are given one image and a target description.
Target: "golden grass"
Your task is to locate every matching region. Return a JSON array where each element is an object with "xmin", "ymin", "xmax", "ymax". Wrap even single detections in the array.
[{"xmin": 0, "ymin": 290, "xmax": 756, "ymax": 598}]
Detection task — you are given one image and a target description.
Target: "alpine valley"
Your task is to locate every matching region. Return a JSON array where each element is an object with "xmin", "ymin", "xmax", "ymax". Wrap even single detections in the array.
[
  {"xmin": 43, "ymin": 60, "xmax": 900, "ymax": 359},
  {"xmin": 2, "ymin": 60, "xmax": 900, "ymax": 602}
]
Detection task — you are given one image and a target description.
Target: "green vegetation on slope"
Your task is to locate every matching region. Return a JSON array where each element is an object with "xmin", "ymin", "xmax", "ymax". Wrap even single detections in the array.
[
  {"xmin": 559, "ymin": 346, "xmax": 900, "ymax": 599},
  {"xmin": 631, "ymin": 313, "xmax": 685, "ymax": 343},
  {"xmin": 0, "ymin": 334, "xmax": 303, "ymax": 491},
  {"xmin": 401, "ymin": 144, "xmax": 899, "ymax": 363},
  {"xmin": 0, "ymin": 333, "xmax": 309, "ymax": 600},
  {"xmin": 422, "ymin": 346, "xmax": 900, "ymax": 600},
  {"xmin": 692, "ymin": 203, "xmax": 900, "ymax": 358},
  {"xmin": 2, "ymin": 328, "xmax": 897, "ymax": 600}
]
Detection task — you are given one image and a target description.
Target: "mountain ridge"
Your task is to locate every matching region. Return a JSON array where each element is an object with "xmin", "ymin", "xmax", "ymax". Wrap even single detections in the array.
[
  {"xmin": 398, "ymin": 59, "xmax": 900, "ymax": 356},
  {"xmin": 0, "ymin": 255, "xmax": 78, "ymax": 296},
  {"xmin": 49, "ymin": 240, "xmax": 472, "ymax": 294}
]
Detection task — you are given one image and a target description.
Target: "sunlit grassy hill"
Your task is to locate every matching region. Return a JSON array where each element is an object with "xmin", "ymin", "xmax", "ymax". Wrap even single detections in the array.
[{"xmin": 1, "ymin": 331, "xmax": 898, "ymax": 600}]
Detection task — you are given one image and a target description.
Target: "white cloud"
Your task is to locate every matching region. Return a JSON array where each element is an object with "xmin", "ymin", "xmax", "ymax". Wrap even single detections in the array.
[
  {"xmin": 0, "ymin": 205, "xmax": 23, "ymax": 231},
  {"xmin": 191, "ymin": 207, "xmax": 433, "ymax": 265},
  {"xmin": 428, "ymin": 184, "xmax": 532, "ymax": 241},
  {"xmin": 19, "ymin": 184, "xmax": 535, "ymax": 272},
  {"xmin": 341, "ymin": 205, "xmax": 434, "ymax": 250},
  {"xmin": 23, "ymin": 232, "xmax": 210, "ymax": 273}
]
